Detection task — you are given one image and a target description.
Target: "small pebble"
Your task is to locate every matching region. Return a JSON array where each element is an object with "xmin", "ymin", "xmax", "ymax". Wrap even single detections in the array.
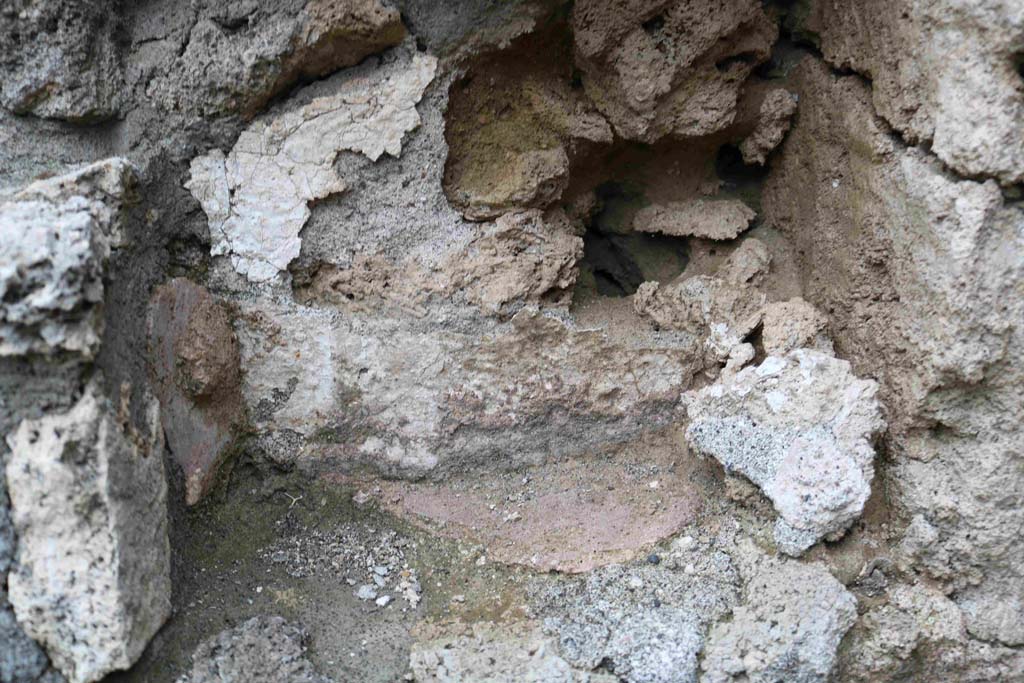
[
  {"xmin": 675, "ymin": 535, "xmax": 695, "ymax": 550},
  {"xmin": 375, "ymin": 595, "xmax": 392, "ymax": 607},
  {"xmin": 647, "ymin": 553, "xmax": 661, "ymax": 565},
  {"xmin": 356, "ymin": 585, "xmax": 378, "ymax": 601}
]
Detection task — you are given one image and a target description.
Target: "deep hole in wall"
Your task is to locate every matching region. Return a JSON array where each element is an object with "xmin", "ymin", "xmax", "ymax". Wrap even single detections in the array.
[
  {"xmin": 715, "ymin": 143, "xmax": 772, "ymax": 214},
  {"xmin": 576, "ymin": 181, "xmax": 690, "ymax": 299}
]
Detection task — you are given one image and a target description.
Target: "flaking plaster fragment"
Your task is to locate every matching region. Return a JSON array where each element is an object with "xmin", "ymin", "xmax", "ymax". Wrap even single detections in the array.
[
  {"xmin": 684, "ymin": 349, "xmax": 885, "ymax": 555},
  {"xmin": 186, "ymin": 51, "xmax": 437, "ymax": 282}
]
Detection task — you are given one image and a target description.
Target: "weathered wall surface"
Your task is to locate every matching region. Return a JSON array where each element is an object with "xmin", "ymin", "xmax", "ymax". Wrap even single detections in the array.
[
  {"xmin": 762, "ymin": 52, "xmax": 1024, "ymax": 673},
  {"xmin": 0, "ymin": 0, "xmax": 1021, "ymax": 682}
]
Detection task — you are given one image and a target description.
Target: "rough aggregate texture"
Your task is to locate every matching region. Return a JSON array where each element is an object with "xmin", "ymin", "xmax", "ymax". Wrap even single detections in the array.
[
  {"xmin": 410, "ymin": 622, "xmax": 616, "ymax": 683},
  {"xmin": 175, "ymin": 616, "xmax": 332, "ymax": 683},
  {"xmin": 634, "ymin": 238, "xmax": 770, "ymax": 365},
  {"xmin": 5, "ymin": 383, "xmax": 171, "ymax": 683},
  {"xmin": 685, "ymin": 349, "xmax": 885, "ymax": 555},
  {"xmin": 633, "ymin": 200, "xmax": 755, "ymax": 241},
  {"xmin": 0, "ymin": 159, "xmax": 134, "ymax": 357},
  {"xmin": 763, "ymin": 56, "xmax": 1024, "ymax": 652},
  {"xmin": 803, "ymin": 0, "xmax": 1024, "ymax": 185},
  {"xmin": 571, "ymin": 0, "xmax": 777, "ymax": 142},
  {"xmin": 146, "ymin": 0, "xmax": 406, "ymax": 120},
  {"xmin": 532, "ymin": 544, "xmax": 740, "ymax": 683},
  {"xmin": 0, "ymin": 0, "xmax": 125, "ymax": 121},
  {"xmin": 701, "ymin": 557, "xmax": 857, "ymax": 683},
  {"xmin": 238, "ymin": 305, "xmax": 701, "ymax": 477},
  {"xmin": 1, "ymin": 0, "xmax": 1022, "ymax": 681}
]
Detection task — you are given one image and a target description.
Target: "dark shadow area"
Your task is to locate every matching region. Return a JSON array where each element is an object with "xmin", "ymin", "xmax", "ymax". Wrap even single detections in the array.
[
  {"xmin": 577, "ymin": 182, "xmax": 689, "ymax": 299},
  {"xmin": 715, "ymin": 143, "xmax": 772, "ymax": 212}
]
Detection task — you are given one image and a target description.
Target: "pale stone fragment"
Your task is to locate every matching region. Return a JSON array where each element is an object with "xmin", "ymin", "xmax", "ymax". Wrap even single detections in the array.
[
  {"xmin": 410, "ymin": 622, "xmax": 616, "ymax": 683},
  {"xmin": 5, "ymin": 383, "xmax": 171, "ymax": 683},
  {"xmin": 0, "ymin": 159, "xmax": 134, "ymax": 357},
  {"xmin": 702, "ymin": 559, "xmax": 857, "ymax": 682},
  {"xmin": 684, "ymin": 349, "xmax": 885, "ymax": 555}
]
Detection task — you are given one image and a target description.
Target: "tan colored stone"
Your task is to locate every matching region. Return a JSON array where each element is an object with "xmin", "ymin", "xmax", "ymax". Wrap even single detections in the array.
[
  {"xmin": 571, "ymin": 0, "xmax": 777, "ymax": 142},
  {"xmin": 633, "ymin": 199, "xmax": 755, "ymax": 240}
]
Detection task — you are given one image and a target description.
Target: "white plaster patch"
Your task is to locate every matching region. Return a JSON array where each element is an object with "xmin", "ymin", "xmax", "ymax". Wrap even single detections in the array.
[{"xmin": 186, "ymin": 53, "xmax": 437, "ymax": 282}]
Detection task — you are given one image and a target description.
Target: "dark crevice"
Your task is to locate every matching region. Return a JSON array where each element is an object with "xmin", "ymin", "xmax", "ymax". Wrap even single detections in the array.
[
  {"xmin": 583, "ymin": 232, "xmax": 646, "ymax": 297},
  {"xmin": 715, "ymin": 51, "xmax": 760, "ymax": 72},
  {"xmin": 716, "ymin": 144, "xmax": 770, "ymax": 188},
  {"xmin": 715, "ymin": 144, "xmax": 771, "ymax": 214},
  {"xmin": 577, "ymin": 182, "xmax": 689, "ymax": 299},
  {"xmin": 642, "ymin": 13, "xmax": 666, "ymax": 35}
]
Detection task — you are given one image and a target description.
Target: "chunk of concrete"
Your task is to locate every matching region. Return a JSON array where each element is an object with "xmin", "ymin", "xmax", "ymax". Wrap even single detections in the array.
[
  {"xmin": 410, "ymin": 622, "xmax": 616, "ymax": 683},
  {"xmin": 442, "ymin": 210, "xmax": 583, "ymax": 315},
  {"xmin": 684, "ymin": 349, "xmax": 885, "ymax": 555},
  {"xmin": 571, "ymin": 0, "xmax": 777, "ymax": 142},
  {"xmin": 176, "ymin": 616, "xmax": 332, "ymax": 683},
  {"xmin": 717, "ymin": 237, "xmax": 772, "ymax": 288},
  {"xmin": 0, "ymin": 159, "xmax": 135, "ymax": 357},
  {"xmin": 147, "ymin": 0, "xmax": 406, "ymax": 119},
  {"xmin": 0, "ymin": 594, "xmax": 48, "ymax": 683},
  {"xmin": 0, "ymin": 0, "xmax": 124, "ymax": 121},
  {"xmin": 805, "ymin": 0, "xmax": 1024, "ymax": 184},
  {"xmin": 2, "ymin": 465, "xmax": 49, "ymax": 682},
  {"xmin": 762, "ymin": 298, "xmax": 832, "ymax": 355},
  {"xmin": 634, "ymin": 254, "xmax": 766, "ymax": 366},
  {"xmin": 738, "ymin": 89, "xmax": 798, "ymax": 165},
  {"xmin": 701, "ymin": 558, "xmax": 857, "ymax": 682},
  {"xmin": 633, "ymin": 239, "xmax": 771, "ymax": 363},
  {"xmin": 533, "ymin": 557, "xmax": 739, "ymax": 683},
  {"xmin": 4, "ymin": 382, "xmax": 171, "ymax": 683}
]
